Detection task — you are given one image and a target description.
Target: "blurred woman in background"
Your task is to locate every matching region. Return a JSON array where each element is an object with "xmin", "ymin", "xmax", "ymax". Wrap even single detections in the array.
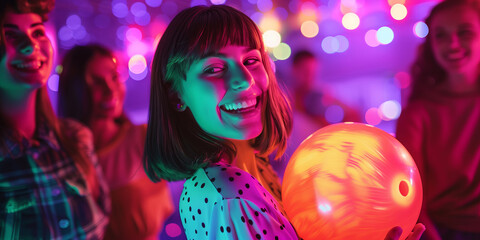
[
  {"xmin": 0, "ymin": 0, "xmax": 110, "ymax": 238},
  {"xmin": 58, "ymin": 44, "xmax": 173, "ymax": 240},
  {"xmin": 396, "ymin": 0, "xmax": 480, "ymax": 239}
]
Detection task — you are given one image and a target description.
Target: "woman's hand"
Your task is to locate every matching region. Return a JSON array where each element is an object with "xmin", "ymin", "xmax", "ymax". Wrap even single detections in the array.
[{"xmin": 384, "ymin": 223, "xmax": 426, "ymax": 240}]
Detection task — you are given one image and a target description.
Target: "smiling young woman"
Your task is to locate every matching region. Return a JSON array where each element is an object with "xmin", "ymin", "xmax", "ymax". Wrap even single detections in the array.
[
  {"xmin": 0, "ymin": 0, "xmax": 110, "ymax": 238},
  {"xmin": 145, "ymin": 4, "xmax": 425, "ymax": 240},
  {"xmin": 396, "ymin": 0, "xmax": 480, "ymax": 239},
  {"xmin": 57, "ymin": 44, "xmax": 174, "ymax": 240}
]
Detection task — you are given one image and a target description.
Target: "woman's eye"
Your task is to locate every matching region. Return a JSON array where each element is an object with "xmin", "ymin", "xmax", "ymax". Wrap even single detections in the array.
[
  {"xmin": 4, "ymin": 31, "xmax": 18, "ymax": 41},
  {"xmin": 434, "ymin": 32, "xmax": 447, "ymax": 40},
  {"xmin": 204, "ymin": 66, "xmax": 224, "ymax": 74},
  {"xmin": 459, "ymin": 29, "xmax": 475, "ymax": 38},
  {"xmin": 92, "ymin": 77, "xmax": 105, "ymax": 85},
  {"xmin": 244, "ymin": 58, "xmax": 260, "ymax": 66},
  {"xmin": 32, "ymin": 29, "xmax": 46, "ymax": 38}
]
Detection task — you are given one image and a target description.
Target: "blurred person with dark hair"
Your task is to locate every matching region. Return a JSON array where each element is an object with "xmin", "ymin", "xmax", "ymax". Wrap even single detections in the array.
[
  {"xmin": 396, "ymin": 0, "xmax": 480, "ymax": 239},
  {"xmin": 290, "ymin": 49, "xmax": 361, "ymax": 127},
  {"xmin": 58, "ymin": 44, "xmax": 174, "ymax": 240},
  {"xmin": 0, "ymin": 0, "xmax": 110, "ymax": 238},
  {"xmin": 277, "ymin": 50, "xmax": 361, "ymax": 178}
]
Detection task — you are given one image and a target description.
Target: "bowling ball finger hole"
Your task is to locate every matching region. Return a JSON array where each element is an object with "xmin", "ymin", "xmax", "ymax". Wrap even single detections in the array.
[{"xmin": 399, "ymin": 180, "xmax": 409, "ymax": 197}]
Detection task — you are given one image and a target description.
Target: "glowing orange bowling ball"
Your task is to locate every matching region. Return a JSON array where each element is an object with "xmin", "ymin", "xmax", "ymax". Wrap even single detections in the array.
[{"xmin": 282, "ymin": 123, "xmax": 422, "ymax": 240}]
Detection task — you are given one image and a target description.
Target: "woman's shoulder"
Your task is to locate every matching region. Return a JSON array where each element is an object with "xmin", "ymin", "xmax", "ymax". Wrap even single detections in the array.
[
  {"xmin": 58, "ymin": 118, "xmax": 93, "ymax": 141},
  {"xmin": 400, "ymin": 100, "xmax": 428, "ymax": 116},
  {"xmin": 185, "ymin": 162, "xmax": 265, "ymax": 200},
  {"xmin": 180, "ymin": 162, "xmax": 298, "ymax": 239}
]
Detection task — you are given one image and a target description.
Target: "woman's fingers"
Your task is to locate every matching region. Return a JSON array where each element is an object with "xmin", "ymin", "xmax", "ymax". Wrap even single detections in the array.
[
  {"xmin": 384, "ymin": 226, "xmax": 403, "ymax": 240},
  {"xmin": 406, "ymin": 223, "xmax": 426, "ymax": 240}
]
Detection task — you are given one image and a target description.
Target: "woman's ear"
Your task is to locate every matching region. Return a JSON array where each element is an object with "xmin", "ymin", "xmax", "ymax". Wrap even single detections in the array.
[
  {"xmin": 176, "ymin": 102, "xmax": 187, "ymax": 112},
  {"xmin": 168, "ymin": 88, "xmax": 187, "ymax": 112}
]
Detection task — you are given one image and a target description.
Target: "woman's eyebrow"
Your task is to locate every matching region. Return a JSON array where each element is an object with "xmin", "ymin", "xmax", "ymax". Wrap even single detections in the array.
[
  {"xmin": 3, "ymin": 22, "xmax": 44, "ymax": 29},
  {"xmin": 200, "ymin": 52, "xmax": 226, "ymax": 60}
]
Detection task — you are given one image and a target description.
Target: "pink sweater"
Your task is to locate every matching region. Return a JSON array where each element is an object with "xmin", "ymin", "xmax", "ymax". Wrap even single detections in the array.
[{"xmin": 396, "ymin": 90, "xmax": 480, "ymax": 232}]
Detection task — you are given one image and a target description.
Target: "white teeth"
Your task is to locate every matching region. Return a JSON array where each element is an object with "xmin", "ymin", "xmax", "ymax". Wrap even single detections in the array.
[
  {"xmin": 446, "ymin": 51, "xmax": 465, "ymax": 60},
  {"xmin": 15, "ymin": 61, "xmax": 42, "ymax": 70},
  {"xmin": 223, "ymin": 98, "xmax": 256, "ymax": 111}
]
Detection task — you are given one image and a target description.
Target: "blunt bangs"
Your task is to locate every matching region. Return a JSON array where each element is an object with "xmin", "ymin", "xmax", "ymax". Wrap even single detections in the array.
[
  {"xmin": 187, "ymin": 6, "xmax": 263, "ymax": 59},
  {"xmin": 164, "ymin": 5, "xmax": 263, "ymax": 90}
]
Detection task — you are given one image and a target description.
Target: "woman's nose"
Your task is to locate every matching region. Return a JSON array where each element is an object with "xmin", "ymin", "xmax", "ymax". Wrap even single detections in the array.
[
  {"xmin": 448, "ymin": 34, "xmax": 461, "ymax": 48},
  {"xmin": 229, "ymin": 64, "xmax": 254, "ymax": 90},
  {"xmin": 18, "ymin": 35, "xmax": 36, "ymax": 55}
]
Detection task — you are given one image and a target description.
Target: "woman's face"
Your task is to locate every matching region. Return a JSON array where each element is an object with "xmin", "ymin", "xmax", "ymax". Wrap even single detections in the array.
[
  {"xmin": 430, "ymin": 5, "xmax": 480, "ymax": 76},
  {"xmin": 179, "ymin": 44, "xmax": 269, "ymax": 140},
  {"xmin": 85, "ymin": 54, "xmax": 125, "ymax": 121},
  {"xmin": 1, "ymin": 11, "xmax": 53, "ymax": 89}
]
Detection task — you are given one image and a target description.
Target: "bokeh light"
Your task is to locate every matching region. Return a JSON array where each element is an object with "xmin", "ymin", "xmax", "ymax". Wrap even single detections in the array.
[
  {"xmin": 153, "ymin": 33, "xmax": 163, "ymax": 51},
  {"xmin": 210, "ymin": 0, "xmax": 226, "ymax": 5},
  {"xmin": 340, "ymin": 0, "xmax": 358, "ymax": 14},
  {"xmin": 72, "ymin": 26, "xmax": 87, "ymax": 40},
  {"xmin": 377, "ymin": 26, "xmax": 394, "ymax": 44},
  {"xmin": 112, "ymin": 2, "xmax": 129, "ymax": 18},
  {"xmin": 300, "ymin": 1, "xmax": 317, "ymax": 14},
  {"xmin": 321, "ymin": 36, "xmax": 339, "ymax": 54},
  {"xmin": 126, "ymin": 27, "xmax": 142, "ymax": 42},
  {"xmin": 379, "ymin": 100, "xmax": 401, "ymax": 120},
  {"xmin": 135, "ymin": 12, "xmax": 151, "ymax": 26},
  {"xmin": 263, "ymin": 30, "xmax": 281, "ymax": 48},
  {"xmin": 58, "ymin": 26, "xmax": 73, "ymax": 41},
  {"xmin": 249, "ymin": 12, "xmax": 263, "ymax": 24},
  {"xmin": 394, "ymin": 71, "xmax": 411, "ymax": 89},
  {"xmin": 298, "ymin": 1, "xmax": 317, "ymax": 22},
  {"xmin": 300, "ymin": 20, "xmax": 319, "ymax": 38},
  {"xmin": 325, "ymin": 105, "xmax": 345, "ymax": 123},
  {"xmin": 342, "ymin": 12, "xmax": 360, "ymax": 30},
  {"xmin": 388, "ymin": 0, "xmax": 406, "ymax": 6},
  {"xmin": 66, "ymin": 15, "xmax": 81, "ymax": 29},
  {"xmin": 257, "ymin": 0, "xmax": 273, "ymax": 12},
  {"xmin": 391, "ymin": 4, "xmax": 407, "ymax": 20},
  {"xmin": 365, "ymin": 29, "xmax": 380, "ymax": 47},
  {"xmin": 365, "ymin": 107, "xmax": 382, "ymax": 125},
  {"xmin": 413, "ymin": 21, "xmax": 428, "ymax": 38},
  {"xmin": 145, "ymin": 0, "xmax": 162, "ymax": 7},
  {"xmin": 272, "ymin": 42, "xmax": 291, "ymax": 60},
  {"xmin": 127, "ymin": 41, "xmax": 149, "ymax": 57},
  {"xmin": 259, "ymin": 14, "xmax": 281, "ymax": 32},
  {"xmin": 55, "ymin": 65, "xmax": 63, "ymax": 74},
  {"xmin": 128, "ymin": 54, "xmax": 147, "ymax": 74},
  {"xmin": 191, "ymin": 0, "xmax": 208, "ymax": 7},
  {"xmin": 129, "ymin": 68, "xmax": 148, "ymax": 81},
  {"xmin": 165, "ymin": 223, "xmax": 182, "ymax": 238},
  {"xmin": 131, "ymin": 2, "xmax": 147, "ymax": 17},
  {"xmin": 116, "ymin": 26, "xmax": 128, "ymax": 41},
  {"xmin": 48, "ymin": 74, "xmax": 59, "ymax": 92},
  {"xmin": 335, "ymin": 35, "xmax": 349, "ymax": 53}
]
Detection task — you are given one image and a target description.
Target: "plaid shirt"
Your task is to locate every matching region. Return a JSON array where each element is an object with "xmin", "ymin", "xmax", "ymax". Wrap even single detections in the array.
[{"xmin": 0, "ymin": 119, "xmax": 110, "ymax": 239}]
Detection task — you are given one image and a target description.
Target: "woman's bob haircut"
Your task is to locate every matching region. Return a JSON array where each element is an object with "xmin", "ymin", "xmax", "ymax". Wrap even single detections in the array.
[{"xmin": 144, "ymin": 5, "xmax": 292, "ymax": 181}]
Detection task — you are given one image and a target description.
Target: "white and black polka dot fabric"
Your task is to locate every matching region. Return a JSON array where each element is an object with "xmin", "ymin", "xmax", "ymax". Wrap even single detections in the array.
[{"xmin": 179, "ymin": 162, "xmax": 298, "ymax": 240}]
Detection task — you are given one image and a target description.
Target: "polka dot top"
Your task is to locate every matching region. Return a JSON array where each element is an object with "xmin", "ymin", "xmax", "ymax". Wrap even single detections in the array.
[{"xmin": 179, "ymin": 161, "xmax": 298, "ymax": 240}]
